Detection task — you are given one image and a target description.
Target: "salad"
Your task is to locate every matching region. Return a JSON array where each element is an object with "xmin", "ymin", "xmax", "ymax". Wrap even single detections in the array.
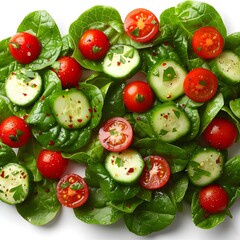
[{"xmin": 1, "ymin": 0, "xmax": 240, "ymax": 237}]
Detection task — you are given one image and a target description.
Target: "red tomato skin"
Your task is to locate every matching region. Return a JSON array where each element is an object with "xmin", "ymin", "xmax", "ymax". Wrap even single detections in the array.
[
  {"xmin": 199, "ymin": 184, "xmax": 229, "ymax": 214},
  {"xmin": 183, "ymin": 68, "xmax": 218, "ymax": 102},
  {"xmin": 192, "ymin": 26, "xmax": 224, "ymax": 59},
  {"xmin": 37, "ymin": 150, "xmax": 69, "ymax": 179},
  {"xmin": 0, "ymin": 116, "xmax": 31, "ymax": 148},
  {"xmin": 78, "ymin": 29, "xmax": 110, "ymax": 61},
  {"xmin": 123, "ymin": 81, "xmax": 155, "ymax": 113},
  {"xmin": 54, "ymin": 56, "xmax": 82, "ymax": 88},
  {"xmin": 8, "ymin": 32, "xmax": 42, "ymax": 64},
  {"xmin": 57, "ymin": 173, "xmax": 89, "ymax": 208},
  {"xmin": 139, "ymin": 156, "xmax": 171, "ymax": 190},
  {"xmin": 99, "ymin": 117, "xmax": 133, "ymax": 152},
  {"xmin": 124, "ymin": 8, "xmax": 159, "ymax": 43},
  {"xmin": 203, "ymin": 118, "xmax": 238, "ymax": 150}
]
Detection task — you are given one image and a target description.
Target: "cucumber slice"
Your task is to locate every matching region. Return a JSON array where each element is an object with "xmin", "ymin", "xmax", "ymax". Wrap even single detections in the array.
[
  {"xmin": 150, "ymin": 102, "xmax": 191, "ymax": 143},
  {"xmin": 49, "ymin": 88, "xmax": 91, "ymax": 129},
  {"xmin": 187, "ymin": 148, "xmax": 224, "ymax": 186},
  {"xmin": 148, "ymin": 59, "xmax": 187, "ymax": 101},
  {"xmin": 5, "ymin": 68, "xmax": 42, "ymax": 106},
  {"xmin": 105, "ymin": 149, "xmax": 144, "ymax": 184},
  {"xmin": 211, "ymin": 50, "xmax": 240, "ymax": 84},
  {"xmin": 0, "ymin": 163, "xmax": 30, "ymax": 205},
  {"xmin": 102, "ymin": 44, "xmax": 140, "ymax": 80}
]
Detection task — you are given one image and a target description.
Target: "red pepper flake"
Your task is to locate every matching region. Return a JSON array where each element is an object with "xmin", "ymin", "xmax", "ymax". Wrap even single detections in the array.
[
  {"xmin": 88, "ymin": 108, "xmax": 93, "ymax": 113},
  {"xmin": 127, "ymin": 168, "xmax": 134, "ymax": 175},
  {"xmin": 68, "ymin": 124, "xmax": 73, "ymax": 128},
  {"xmin": 117, "ymin": 61, "xmax": 121, "ymax": 66},
  {"xmin": 163, "ymin": 114, "xmax": 169, "ymax": 119},
  {"xmin": 49, "ymin": 140, "xmax": 55, "ymax": 146},
  {"xmin": 23, "ymin": 93, "xmax": 27, "ymax": 96},
  {"xmin": 0, "ymin": 170, "xmax": 4, "ymax": 178},
  {"xmin": 41, "ymin": 96, "xmax": 45, "ymax": 101},
  {"xmin": 77, "ymin": 119, "xmax": 82, "ymax": 123}
]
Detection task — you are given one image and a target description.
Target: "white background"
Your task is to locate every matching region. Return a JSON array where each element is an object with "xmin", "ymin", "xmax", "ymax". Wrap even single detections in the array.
[{"xmin": 1, "ymin": 0, "xmax": 240, "ymax": 240}]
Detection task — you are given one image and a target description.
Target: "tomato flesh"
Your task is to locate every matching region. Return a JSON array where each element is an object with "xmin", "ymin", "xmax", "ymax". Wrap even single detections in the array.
[
  {"xmin": 78, "ymin": 29, "xmax": 110, "ymax": 60},
  {"xmin": 99, "ymin": 117, "xmax": 133, "ymax": 152},
  {"xmin": 199, "ymin": 184, "xmax": 229, "ymax": 214},
  {"xmin": 183, "ymin": 68, "xmax": 218, "ymax": 102},
  {"xmin": 57, "ymin": 173, "xmax": 89, "ymax": 208},
  {"xmin": 8, "ymin": 32, "xmax": 42, "ymax": 64},
  {"xmin": 139, "ymin": 156, "xmax": 170, "ymax": 189},
  {"xmin": 124, "ymin": 8, "xmax": 159, "ymax": 43},
  {"xmin": 123, "ymin": 81, "xmax": 155, "ymax": 113},
  {"xmin": 203, "ymin": 117, "xmax": 238, "ymax": 150},
  {"xmin": 192, "ymin": 26, "xmax": 224, "ymax": 59},
  {"xmin": 53, "ymin": 56, "xmax": 82, "ymax": 88},
  {"xmin": 0, "ymin": 116, "xmax": 31, "ymax": 148},
  {"xmin": 37, "ymin": 150, "xmax": 69, "ymax": 179}
]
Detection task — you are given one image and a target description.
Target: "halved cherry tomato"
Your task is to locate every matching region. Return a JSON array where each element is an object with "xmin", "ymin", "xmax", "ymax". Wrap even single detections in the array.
[
  {"xmin": 139, "ymin": 156, "xmax": 171, "ymax": 190},
  {"xmin": 124, "ymin": 8, "xmax": 159, "ymax": 43},
  {"xmin": 57, "ymin": 173, "xmax": 89, "ymax": 208},
  {"xmin": 37, "ymin": 150, "xmax": 69, "ymax": 179},
  {"xmin": 203, "ymin": 117, "xmax": 238, "ymax": 150},
  {"xmin": 53, "ymin": 56, "xmax": 82, "ymax": 88},
  {"xmin": 199, "ymin": 184, "xmax": 229, "ymax": 214},
  {"xmin": 192, "ymin": 26, "xmax": 224, "ymax": 59},
  {"xmin": 0, "ymin": 116, "xmax": 31, "ymax": 148},
  {"xmin": 8, "ymin": 32, "xmax": 42, "ymax": 64},
  {"xmin": 123, "ymin": 81, "xmax": 155, "ymax": 113},
  {"xmin": 99, "ymin": 117, "xmax": 133, "ymax": 152},
  {"xmin": 183, "ymin": 68, "xmax": 218, "ymax": 102},
  {"xmin": 78, "ymin": 29, "xmax": 110, "ymax": 60}
]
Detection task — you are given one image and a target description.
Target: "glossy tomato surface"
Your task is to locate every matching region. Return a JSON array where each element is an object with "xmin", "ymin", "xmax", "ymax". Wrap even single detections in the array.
[
  {"xmin": 37, "ymin": 150, "xmax": 69, "ymax": 179},
  {"xmin": 183, "ymin": 68, "xmax": 218, "ymax": 102},
  {"xmin": 203, "ymin": 117, "xmax": 238, "ymax": 150},
  {"xmin": 139, "ymin": 156, "xmax": 171, "ymax": 190},
  {"xmin": 99, "ymin": 117, "xmax": 133, "ymax": 152},
  {"xmin": 192, "ymin": 26, "xmax": 224, "ymax": 59},
  {"xmin": 78, "ymin": 29, "xmax": 110, "ymax": 60},
  {"xmin": 124, "ymin": 8, "xmax": 159, "ymax": 43},
  {"xmin": 0, "ymin": 116, "xmax": 31, "ymax": 148},
  {"xmin": 8, "ymin": 32, "xmax": 42, "ymax": 64},
  {"xmin": 199, "ymin": 184, "xmax": 229, "ymax": 214},
  {"xmin": 123, "ymin": 81, "xmax": 155, "ymax": 113},
  {"xmin": 57, "ymin": 173, "xmax": 89, "ymax": 208},
  {"xmin": 53, "ymin": 56, "xmax": 82, "ymax": 88}
]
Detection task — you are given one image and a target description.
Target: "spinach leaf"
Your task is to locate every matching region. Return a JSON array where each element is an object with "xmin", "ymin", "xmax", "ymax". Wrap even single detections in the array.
[
  {"xmin": 123, "ymin": 191, "xmax": 176, "ymax": 236},
  {"xmin": 69, "ymin": 5, "xmax": 122, "ymax": 71},
  {"xmin": 0, "ymin": 142, "xmax": 17, "ymax": 167},
  {"xmin": 16, "ymin": 179, "xmax": 60, "ymax": 226},
  {"xmin": 17, "ymin": 136, "xmax": 42, "ymax": 182},
  {"xmin": 86, "ymin": 163, "xmax": 140, "ymax": 201},
  {"xmin": 17, "ymin": 10, "xmax": 62, "ymax": 70},
  {"xmin": 160, "ymin": 1, "xmax": 227, "ymax": 66},
  {"xmin": 191, "ymin": 191, "xmax": 226, "ymax": 229},
  {"xmin": 133, "ymin": 138, "xmax": 188, "ymax": 173}
]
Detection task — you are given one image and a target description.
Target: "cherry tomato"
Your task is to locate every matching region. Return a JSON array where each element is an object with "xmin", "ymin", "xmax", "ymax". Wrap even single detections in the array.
[
  {"xmin": 203, "ymin": 117, "xmax": 238, "ymax": 150},
  {"xmin": 99, "ymin": 117, "xmax": 133, "ymax": 152},
  {"xmin": 199, "ymin": 184, "xmax": 229, "ymax": 214},
  {"xmin": 37, "ymin": 150, "xmax": 68, "ymax": 179},
  {"xmin": 0, "ymin": 116, "xmax": 31, "ymax": 148},
  {"xmin": 8, "ymin": 32, "xmax": 42, "ymax": 64},
  {"xmin": 192, "ymin": 26, "xmax": 224, "ymax": 59},
  {"xmin": 183, "ymin": 68, "xmax": 218, "ymax": 102},
  {"xmin": 123, "ymin": 81, "xmax": 155, "ymax": 113},
  {"xmin": 53, "ymin": 56, "xmax": 82, "ymax": 88},
  {"xmin": 139, "ymin": 156, "xmax": 171, "ymax": 190},
  {"xmin": 124, "ymin": 8, "xmax": 159, "ymax": 43},
  {"xmin": 78, "ymin": 29, "xmax": 110, "ymax": 61},
  {"xmin": 56, "ymin": 173, "xmax": 89, "ymax": 208}
]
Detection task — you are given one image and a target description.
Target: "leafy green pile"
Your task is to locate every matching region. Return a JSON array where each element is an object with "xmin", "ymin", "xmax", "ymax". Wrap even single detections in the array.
[{"xmin": 1, "ymin": 0, "xmax": 240, "ymax": 236}]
